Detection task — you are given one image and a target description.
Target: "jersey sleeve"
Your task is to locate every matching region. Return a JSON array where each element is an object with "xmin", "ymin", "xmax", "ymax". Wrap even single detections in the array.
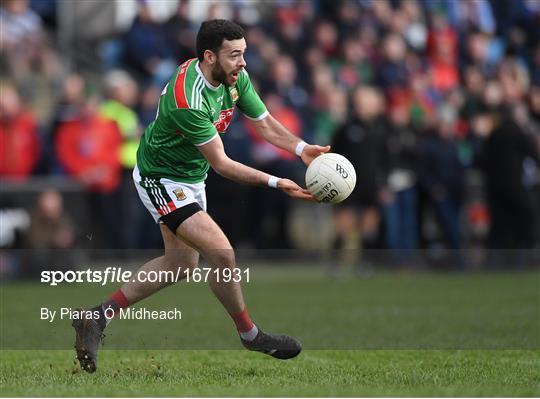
[
  {"xmin": 236, "ymin": 69, "xmax": 268, "ymax": 120},
  {"xmin": 169, "ymin": 108, "xmax": 218, "ymax": 146}
]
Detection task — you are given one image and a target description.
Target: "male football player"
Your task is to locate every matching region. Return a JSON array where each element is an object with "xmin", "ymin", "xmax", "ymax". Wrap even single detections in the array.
[{"xmin": 72, "ymin": 19, "xmax": 330, "ymax": 373}]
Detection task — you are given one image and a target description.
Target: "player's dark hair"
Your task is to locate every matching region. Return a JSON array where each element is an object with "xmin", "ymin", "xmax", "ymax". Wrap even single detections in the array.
[{"xmin": 196, "ymin": 19, "xmax": 244, "ymax": 62}]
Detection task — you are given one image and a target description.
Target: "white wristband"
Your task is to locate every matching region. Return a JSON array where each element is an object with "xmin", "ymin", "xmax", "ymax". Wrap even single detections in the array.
[
  {"xmin": 295, "ymin": 141, "xmax": 307, "ymax": 157},
  {"xmin": 267, "ymin": 176, "xmax": 279, "ymax": 188}
]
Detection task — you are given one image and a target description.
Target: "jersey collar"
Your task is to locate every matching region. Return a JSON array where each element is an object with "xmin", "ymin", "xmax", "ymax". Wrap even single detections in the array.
[{"xmin": 195, "ymin": 60, "xmax": 222, "ymax": 91}]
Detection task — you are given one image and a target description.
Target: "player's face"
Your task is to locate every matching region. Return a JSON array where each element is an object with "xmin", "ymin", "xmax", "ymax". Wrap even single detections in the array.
[{"xmin": 213, "ymin": 38, "xmax": 247, "ymax": 87}]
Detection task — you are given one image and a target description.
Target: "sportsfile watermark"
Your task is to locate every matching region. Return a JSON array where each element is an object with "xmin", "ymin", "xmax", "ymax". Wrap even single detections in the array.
[
  {"xmin": 40, "ymin": 266, "xmax": 250, "ymax": 286},
  {"xmin": 1, "ymin": 249, "xmax": 539, "ymax": 350}
]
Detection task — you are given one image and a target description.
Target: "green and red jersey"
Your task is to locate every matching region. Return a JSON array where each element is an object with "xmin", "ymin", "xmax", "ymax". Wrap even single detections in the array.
[{"xmin": 137, "ymin": 58, "xmax": 268, "ymax": 183}]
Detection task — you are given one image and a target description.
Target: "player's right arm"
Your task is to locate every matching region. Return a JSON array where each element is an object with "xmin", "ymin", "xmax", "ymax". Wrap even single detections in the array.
[
  {"xmin": 198, "ymin": 133, "xmax": 314, "ymax": 201},
  {"xmin": 169, "ymin": 108, "xmax": 313, "ymax": 201}
]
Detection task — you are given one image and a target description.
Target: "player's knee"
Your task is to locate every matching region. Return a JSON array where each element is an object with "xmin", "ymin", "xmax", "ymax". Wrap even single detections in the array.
[{"xmin": 210, "ymin": 249, "xmax": 235, "ymax": 269}]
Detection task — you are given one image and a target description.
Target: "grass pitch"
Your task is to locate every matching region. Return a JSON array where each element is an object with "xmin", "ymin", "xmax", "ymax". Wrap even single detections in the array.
[
  {"xmin": 1, "ymin": 267, "xmax": 539, "ymax": 396},
  {"xmin": 1, "ymin": 349, "xmax": 538, "ymax": 396}
]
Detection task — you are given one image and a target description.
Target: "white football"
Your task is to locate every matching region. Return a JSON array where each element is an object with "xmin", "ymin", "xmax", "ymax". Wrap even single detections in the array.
[{"xmin": 305, "ymin": 153, "xmax": 356, "ymax": 203}]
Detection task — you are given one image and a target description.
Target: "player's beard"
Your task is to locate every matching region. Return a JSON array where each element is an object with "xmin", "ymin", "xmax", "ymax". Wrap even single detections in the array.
[{"xmin": 211, "ymin": 59, "xmax": 233, "ymax": 86}]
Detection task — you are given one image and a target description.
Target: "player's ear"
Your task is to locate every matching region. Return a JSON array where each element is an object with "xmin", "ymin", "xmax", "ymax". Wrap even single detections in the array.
[{"xmin": 204, "ymin": 49, "xmax": 217, "ymax": 65}]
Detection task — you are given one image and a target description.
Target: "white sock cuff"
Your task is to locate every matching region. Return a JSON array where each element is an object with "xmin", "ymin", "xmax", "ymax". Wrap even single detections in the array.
[{"xmin": 239, "ymin": 325, "xmax": 259, "ymax": 341}]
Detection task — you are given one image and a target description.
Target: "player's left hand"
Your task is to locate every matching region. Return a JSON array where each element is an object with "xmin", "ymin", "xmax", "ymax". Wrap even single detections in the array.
[
  {"xmin": 301, "ymin": 145, "xmax": 331, "ymax": 166},
  {"xmin": 278, "ymin": 179, "xmax": 316, "ymax": 202}
]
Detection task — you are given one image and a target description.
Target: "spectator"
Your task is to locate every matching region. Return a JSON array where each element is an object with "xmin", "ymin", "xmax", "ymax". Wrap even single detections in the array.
[
  {"xmin": 246, "ymin": 93, "xmax": 303, "ymax": 249},
  {"xmin": 331, "ymin": 86, "xmax": 387, "ymax": 270},
  {"xmin": 0, "ymin": 0, "xmax": 61, "ymax": 98},
  {"xmin": 482, "ymin": 80, "xmax": 504, "ymax": 111},
  {"xmin": 464, "ymin": 30, "xmax": 499, "ymax": 79},
  {"xmin": 55, "ymin": 97, "xmax": 123, "ymax": 249},
  {"xmin": 24, "ymin": 189, "xmax": 75, "ymax": 277},
  {"xmin": 418, "ymin": 105, "xmax": 465, "ymax": 251},
  {"xmin": 498, "ymin": 57, "xmax": 531, "ymax": 105},
  {"xmin": 401, "ymin": 0, "xmax": 428, "ymax": 52},
  {"xmin": 475, "ymin": 107, "xmax": 539, "ymax": 264},
  {"xmin": 408, "ymin": 71, "xmax": 438, "ymax": 128},
  {"xmin": 263, "ymin": 54, "xmax": 309, "ymax": 118},
  {"xmin": 426, "ymin": 10, "xmax": 458, "ymax": 70},
  {"xmin": 56, "ymin": 98, "xmax": 122, "ymax": 193},
  {"xmin": 163, "ymin": 0, "xmax": 197, "ymax": 62},
  {"xmin": 100, "ymin": 69, "xmax": 143, "ymax": 249},
  {"xmin": 100, "ymin": 69, "xmax": 141, "ymax": 171},
  {"xmin": 378, "ymin": 33, "xmax": 409, "ymax": 91},
  {"xmin": 309, "ymin": 64, "xmax": 336, "ymax": 112},
  {"xmin": 381, "ymin": 101, "xmax": 419, "ymax": 265},
  {"xmin": 312, "ymin": 19, "xmax": 340, "ymax": 60},
  {"xmin": 335, "ymin": 0, "xmax": 362, "ymax": 39},
  {"xmin": 47, "ymin": 73, "xmax": 87, "ymax": 173},
  {"xmin": 272, "ymin": 1, "xmax": 311, "ymax": 60},
  {"xmin": 0, "ymin": 84, "xmax": 40, "ymax": 180},
  {"xmin": 427, "ymin": 12, "xmax": 459, "ymax": 94},
  {"xmin": 52, "ymin": 73, "xmax": 87, "ymax": 127},
  {"xmin": 429, "ymin": 43, "xmax": 459, "ymax": 94},
  {"xmin": 241, "ymin": 26, "xmax": 270, "ymax": 79},
  {"xmin": 26, "ymin": 189, "xmax": 75, "ymax": 250},
  {"xmin": 460, "ymin": 65, "xmax": 486, "ymax": 119},
  {"xmin": 312, "ymin": 87, "xmax": 347, "ymax": 146},
  {"xmin": 122, "ymin": 1, "xmax": 176, "ymax": 87},
  {"xmin": 330, "ymin": 35, "xmax": 374, "ymax": 90}
]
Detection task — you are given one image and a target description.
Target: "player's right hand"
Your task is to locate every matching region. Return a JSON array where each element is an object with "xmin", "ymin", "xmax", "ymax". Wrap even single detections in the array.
[
  {"xmin": 301, "ymin": 144, "xmax": 331, "ymax": 166},
  {"xmin": 277, "ymin": 179, "xmax": 316, "ymax": 202}
]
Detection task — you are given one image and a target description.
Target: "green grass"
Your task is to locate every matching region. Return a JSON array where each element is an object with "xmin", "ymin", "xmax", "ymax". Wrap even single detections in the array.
[
  {"xmin": 1, "ymin": 268, "xmax": 539, "ymax": 395},
  {"xmin": 1, "ymin": 349, "xmax": 539, "ymax": 396}
]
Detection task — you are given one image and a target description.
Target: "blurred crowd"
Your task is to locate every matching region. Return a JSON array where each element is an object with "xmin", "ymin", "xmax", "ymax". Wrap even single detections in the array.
[{"xmin": 1, "ymin": 0, "xmax": 539, "ymax": 269}]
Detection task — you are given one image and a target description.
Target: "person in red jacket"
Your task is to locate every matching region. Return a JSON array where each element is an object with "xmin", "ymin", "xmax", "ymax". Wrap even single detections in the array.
[
  {"xmin": 0, "ymin": 84, "xmax": 40, "ymax": 180},
  {"xmin": 55, "ymin": 97, "xmax": 123, "ymax": 248},
  {"xmin": 55, "ymin": 98, "xmax": 122, "ymax": 193}
]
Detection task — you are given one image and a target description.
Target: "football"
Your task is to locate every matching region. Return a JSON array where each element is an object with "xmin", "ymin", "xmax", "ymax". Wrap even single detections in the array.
[{"xmin": 305, "ymin": 153, "xmax": 356, "ymax": 203}]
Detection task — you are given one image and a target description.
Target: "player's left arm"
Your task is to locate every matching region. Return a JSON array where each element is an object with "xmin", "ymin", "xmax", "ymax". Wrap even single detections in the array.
[{"xmin": 250, "ymin": 114, "xmax": 330, "ymax": 166}]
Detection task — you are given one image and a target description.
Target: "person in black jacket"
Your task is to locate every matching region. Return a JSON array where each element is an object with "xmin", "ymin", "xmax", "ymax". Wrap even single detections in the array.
[
  {"xmin": 476, "ymin": 106, "xmax": 539, "ymax": 265},
  {"xmin": 331, "ymin": 86, "xmax": 387, "ymax": 272}
]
